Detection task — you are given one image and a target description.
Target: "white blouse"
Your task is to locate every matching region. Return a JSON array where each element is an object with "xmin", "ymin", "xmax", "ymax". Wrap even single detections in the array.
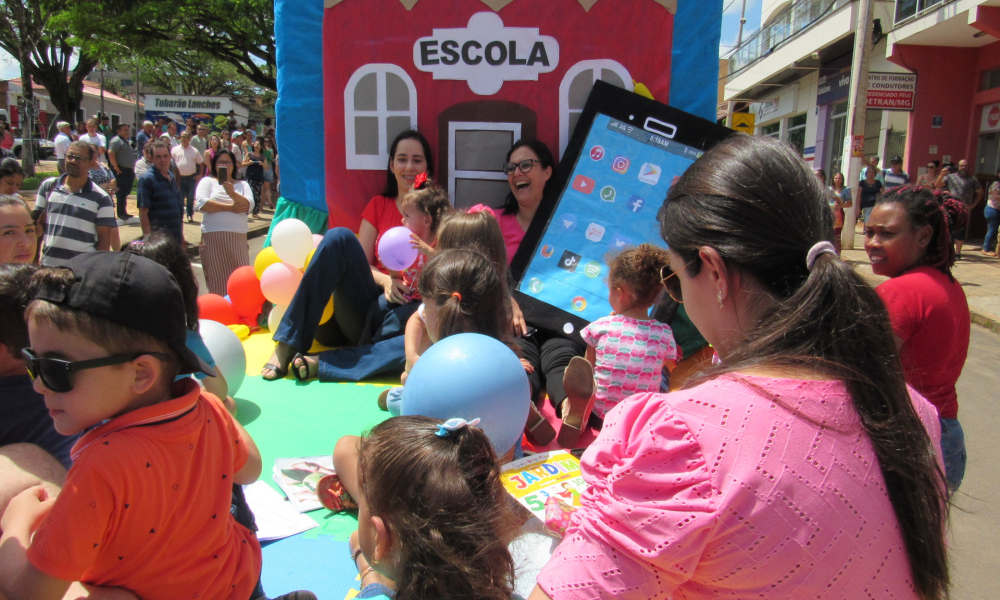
[{"xmin": 194, "ymin": 177, "xmax": 254, "ymax": 234}]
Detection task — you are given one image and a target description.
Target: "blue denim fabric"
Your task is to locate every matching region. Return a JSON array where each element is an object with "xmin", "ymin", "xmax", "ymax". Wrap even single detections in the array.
[
  {"xmin": 939, "ymin": 417, "xmax": 966, "ymax": 492},
  {"xmin": 274, "ymin": 228, "xmax": 416, "ymax": 381},
  {"xmin": 179, "ymin": 174, "xmax": 198, "ymax": 219},
  {"xmin": 317, "ymin": 337, "xmax": 406, "ymax": 382},
  {"xmin": 983, "ymin": 205, "xmax": 1000, "ymax": 252},
  {"xmin": 357, "ymin": 583, "xmax": 394, "ymax": 598}
]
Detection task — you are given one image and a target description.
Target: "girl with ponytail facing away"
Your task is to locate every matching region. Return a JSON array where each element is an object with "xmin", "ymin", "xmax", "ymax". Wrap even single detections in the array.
[
  {"xmin": 866, "ymin": 185, "xmax": 970, "ymax": 491},
  {"xmin": 530, "ymin": 135, "xmax": 949, "ymax": 600}
]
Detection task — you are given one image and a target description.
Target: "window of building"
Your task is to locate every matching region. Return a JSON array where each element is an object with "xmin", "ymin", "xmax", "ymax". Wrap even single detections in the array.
[
  {"xmin": 826, "ymin": 100, "xmax": 849, "ymax": 176},
  {"xmin": 761, "ymin": 122, "xmax": 781, "ymax": 139},
  {"xmin": 983, "ymin": 67, "xmax": 1000, "ymax": 92},
  {"xmin": 559, "ymin": 60, "xmax": 633, "ymax": 157},
  {"xmin": 786, "ymin": 113, "xmax": 807, "ymax": 155},
  {"xmin": 344, "ymin": 64, "xmax": 418, "ymax": 170}
]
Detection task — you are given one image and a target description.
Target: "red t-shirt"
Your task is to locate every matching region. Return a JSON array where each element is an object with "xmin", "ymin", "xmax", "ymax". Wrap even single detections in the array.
[
  {"xmin": 876, "ymin": 266, "xmax": 969, "ymax": 419},
  {"xmin": 360, "ymin": 195, "xmax": 425, "ymax": 300},
  {"xmin": 27, "ymin": 379, "xmax": 261, "ymax": 599}
]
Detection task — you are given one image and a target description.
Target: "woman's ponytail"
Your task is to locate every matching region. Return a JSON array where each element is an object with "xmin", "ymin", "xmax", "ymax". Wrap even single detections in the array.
[{"xmin": 661, "ymin": 135, "xmax": 949, "ymax": 600}]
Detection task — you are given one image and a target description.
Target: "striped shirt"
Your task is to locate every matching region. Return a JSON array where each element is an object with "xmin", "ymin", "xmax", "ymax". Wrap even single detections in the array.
[
  {"xmin": 36, "ymin": 175, "xmax": 117, "ymax": 267},
  {"xmin": 137, "ymin": 168, "xmax": 184, "ymax": 243}
]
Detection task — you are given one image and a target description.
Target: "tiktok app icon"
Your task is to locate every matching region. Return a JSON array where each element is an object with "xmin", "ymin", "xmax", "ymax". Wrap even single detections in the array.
[{"xmin": 558, "ymin": 250, "xmax": 582, "ymax": 273}]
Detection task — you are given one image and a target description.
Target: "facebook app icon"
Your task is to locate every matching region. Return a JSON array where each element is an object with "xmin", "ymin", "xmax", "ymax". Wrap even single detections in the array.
[{"xmin": 627, "ymin": 195, "xmax": 644, "ymax": 213}]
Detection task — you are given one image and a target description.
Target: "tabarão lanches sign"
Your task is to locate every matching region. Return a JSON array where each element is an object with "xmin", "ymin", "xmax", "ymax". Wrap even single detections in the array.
[{"xmin": 866, "ymin": 72, "xmax": 917, "ymax": 111}]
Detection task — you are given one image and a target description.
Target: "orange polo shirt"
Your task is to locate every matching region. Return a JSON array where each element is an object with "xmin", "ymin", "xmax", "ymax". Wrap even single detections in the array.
[{"xmin": 28, "ymin": 379, "xmax": 261, "ymax": 599}]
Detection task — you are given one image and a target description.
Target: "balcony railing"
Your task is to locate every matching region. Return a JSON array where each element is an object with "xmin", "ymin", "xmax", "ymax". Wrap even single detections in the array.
[
  {"xmin": 726, "ymin": 0, "xmax": 852, "ymax": 76},
  {"xmin": 893, "ymin": 0, "xmax": 946, "ymax": 23}
]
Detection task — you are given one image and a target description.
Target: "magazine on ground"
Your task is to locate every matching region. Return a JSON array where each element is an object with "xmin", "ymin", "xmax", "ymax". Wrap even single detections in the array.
[
  {"xmin": 500, "ymin": 450, "xmax": 586, "ymax": 520},
  {"xmin": 272, "ymin": 455, "xmax": 335, "ymax": 513}
]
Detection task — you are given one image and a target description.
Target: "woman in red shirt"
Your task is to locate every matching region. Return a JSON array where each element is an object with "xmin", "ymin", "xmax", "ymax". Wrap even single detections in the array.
[
  {"xmin": 262, "ymin": 130, "xmax": 432, "ymax": 382},
  {"xmin": 865, "ymin": 185, "xmax": 970, "ymax": 490}
]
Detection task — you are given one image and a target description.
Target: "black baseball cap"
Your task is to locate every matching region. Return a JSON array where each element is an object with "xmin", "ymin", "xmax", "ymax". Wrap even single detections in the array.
[
  {"xmin": 891, "ymin": 156, "xmax": 903, "ymax": 164},
  {"xmin": 35, "ymin": 252, "xmax": 216, "ymax": 376}
]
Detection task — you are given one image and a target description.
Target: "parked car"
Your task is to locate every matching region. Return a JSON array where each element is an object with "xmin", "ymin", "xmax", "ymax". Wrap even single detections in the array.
[{"xmin": 12, "ymin": 137, "xmax": 55, "ymax": 160}]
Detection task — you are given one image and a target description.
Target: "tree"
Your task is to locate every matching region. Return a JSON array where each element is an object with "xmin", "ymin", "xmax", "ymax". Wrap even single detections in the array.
[
  {"xmin": 55, "ymin": 0, "xmax": 276, "ymax": 91},
  {"xmin": 0, "ymin": 0, "xmax": 98, "ymax": 173}
]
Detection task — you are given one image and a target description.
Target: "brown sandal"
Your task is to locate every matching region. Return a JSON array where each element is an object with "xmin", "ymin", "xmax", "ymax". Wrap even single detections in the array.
[
  {"xmin": 557, "ymin": 357, "xmax": 596, "ymax": 448},
  {"xmin": 316, "ymin": 473, "xmax": 358, "ymax": 512},
  {"xmin": 524, "ymin": 402, "xmax": 556, "ymax": 445}
]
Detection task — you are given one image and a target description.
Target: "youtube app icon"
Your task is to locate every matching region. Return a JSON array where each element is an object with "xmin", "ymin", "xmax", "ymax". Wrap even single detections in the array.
[{"xmin": 572, "ymin": 175, "xmax": 596, "ymax": 194}]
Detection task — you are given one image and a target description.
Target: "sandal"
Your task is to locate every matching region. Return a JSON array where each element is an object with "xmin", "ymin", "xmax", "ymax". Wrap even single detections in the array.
[
  {"xmin": 524, "ymin": 402, "xmax": 556, "ymax": 445},
  {"xmin": 261, "ymin": 362, "xmax": 288, "ymax": 381},
  {"xmin": 557, "ymin": 357, "xmax": 596, "ymax": 448},
  {"xmin": 290, "ymin": 353, "xmax": 318, "ymax": 382},
  {"xmin": 316, "ymin": 473, "xmax": 358, "ymax": 512}
]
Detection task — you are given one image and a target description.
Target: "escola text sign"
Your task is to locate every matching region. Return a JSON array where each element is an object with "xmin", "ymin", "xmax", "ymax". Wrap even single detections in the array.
[
  {"xmin": 414, "ymin": 12, "xmax": 559, "ymax": 96},
  {"xmin": 867, "ymin": 72, "xmax": 917, "ymax": 111}
]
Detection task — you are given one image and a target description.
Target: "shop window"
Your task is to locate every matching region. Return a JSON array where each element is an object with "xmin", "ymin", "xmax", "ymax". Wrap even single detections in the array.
[
  {"xmin": 983, "ymin": 67, "xmax": 1000, "ymax": 92},
  {"xmin": 559, "ymin": 60, "xmax": 633, "ymax": 157},
  {"xmin": 826, "ymin": 100, "xmax": 849, "ymax": 176},
  {"xmin": 344, "ymin": 64, "xmax": 418, "ymax": 170},
  {"xmin": 761, "ymin": 122, "xmax": 781, "ymax": 139},
  {"xmin": 786, "ymin": 113, "xmax": 807, "ymax": 155}
]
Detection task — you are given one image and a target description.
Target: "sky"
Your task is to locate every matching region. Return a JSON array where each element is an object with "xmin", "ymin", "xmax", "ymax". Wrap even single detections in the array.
[{"xmin": 720, "ymin": 0, "xmax": 762, "ymax": 56}]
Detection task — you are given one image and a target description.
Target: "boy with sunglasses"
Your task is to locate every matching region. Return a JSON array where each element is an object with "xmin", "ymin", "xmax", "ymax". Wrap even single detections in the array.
[{"xmin": 0, "ymin": 252, "xmax": 265, "ymax": 600}]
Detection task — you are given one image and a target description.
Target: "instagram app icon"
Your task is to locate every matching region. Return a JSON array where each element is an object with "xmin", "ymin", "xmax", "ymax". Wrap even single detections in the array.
[{"xmin": 611, "ymin": 156, "xmax": 630, "ymax": 174}]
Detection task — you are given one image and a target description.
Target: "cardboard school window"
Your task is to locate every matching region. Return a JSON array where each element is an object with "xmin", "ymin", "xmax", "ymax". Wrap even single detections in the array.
[
  {"xmin": 559, "ymin": 60, "xmax": 633, "ymax": 157},
  {"xmin": 344, "ymin": 64, "xmax": 418, "ymax": 170}
]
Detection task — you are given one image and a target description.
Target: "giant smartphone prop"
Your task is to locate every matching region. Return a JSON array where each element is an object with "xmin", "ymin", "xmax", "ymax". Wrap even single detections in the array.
[{"xmin": 510, "ymin": 81, "xmax": 734, "ymax": 336}]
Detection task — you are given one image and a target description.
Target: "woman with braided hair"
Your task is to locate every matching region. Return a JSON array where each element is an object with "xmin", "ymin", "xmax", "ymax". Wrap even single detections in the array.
[{"xmin": 866, "ymin": 185, "xmax": 970, "ymax": 491}]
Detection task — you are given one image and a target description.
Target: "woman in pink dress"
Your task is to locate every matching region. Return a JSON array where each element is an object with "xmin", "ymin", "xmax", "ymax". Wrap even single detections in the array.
[{"xmin": 529, "ymin": 135, "xmax": 948, "ymax": 600}]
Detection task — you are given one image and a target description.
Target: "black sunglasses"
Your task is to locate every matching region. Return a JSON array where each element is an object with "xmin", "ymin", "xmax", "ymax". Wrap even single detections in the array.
[
  {"xmin": 502, "ymin": 159, "xmax": 542, "ymax": 175},
  {"xmin": 660, "ymin": 261, "xmax": 693, "ymax": 304},
  {"xmin": 22, "ymin": 348, "xmax": 169, "ymax": 393}
]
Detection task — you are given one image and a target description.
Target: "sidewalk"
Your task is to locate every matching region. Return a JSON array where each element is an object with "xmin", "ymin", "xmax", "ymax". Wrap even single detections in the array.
[
  {"xmin": 842, "ymin": 227, "xmax": 1000, "ymax": 333},
  {"xmin": 21, "ymin": 191, "xmax": 274, "ymax": 258}
]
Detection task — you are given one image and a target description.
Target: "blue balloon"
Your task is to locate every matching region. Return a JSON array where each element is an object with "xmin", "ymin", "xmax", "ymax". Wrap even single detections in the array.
[{"xmin": 402, "ymin": 333, "xmax": 530, "ymax": 454}]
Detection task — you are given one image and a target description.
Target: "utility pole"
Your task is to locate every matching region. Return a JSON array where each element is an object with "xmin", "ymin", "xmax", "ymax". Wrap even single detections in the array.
[
  {"xmin": 100, "ymin": 63, "xmax": 106, "ymax": 125},
  {"xmin": 17, "ymin": 49, "xmax": 35, "ymax": 177},
  {"xmin": 724, "ymin": 0, "xmax": 750, "ymax": 129},
  {"xmin": 842, "ymin": 0, "xmax": 875, "ymax": 250}
]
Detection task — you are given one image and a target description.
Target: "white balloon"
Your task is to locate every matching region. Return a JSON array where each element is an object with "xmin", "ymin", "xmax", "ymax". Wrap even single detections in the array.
[
  {"xmin": 271, "ymin": 219, "xmax": 313, "ymax": 269},
  {"xmin": 267, "ymin": 304, "xmax": 287, "ymax": 334},
  {"xmin": 198, "ymin": 319, "xmax": 248, "ymax": 397}
]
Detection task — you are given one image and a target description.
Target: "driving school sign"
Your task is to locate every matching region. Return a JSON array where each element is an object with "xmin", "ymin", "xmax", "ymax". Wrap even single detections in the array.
[
  {"xmin": 414, "ymin": 12, "xmax": 559, "ymax": 96},
  {"xmin": 867, "ymin": 72, "xmax": 917, "ymax": 111}
]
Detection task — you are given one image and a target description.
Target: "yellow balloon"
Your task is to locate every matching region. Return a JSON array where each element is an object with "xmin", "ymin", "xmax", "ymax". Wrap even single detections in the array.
[
  {"xmin": 318, "ymin": 296, "xmax": 334, "ymax": 325},
  {"xmin": 633, "ymin": 81, "xmax": 655, "ymax": 100},
  {"xmin": 227, "ymin": 324, "xmax": 251, "ymax": 340},
  {"xmin": 254, "ymin": 246, "xmax": 281, "ymax": 279},
  {"xmin": 303, "ymin": 248, "xmax": 316, "ymax": 271}
]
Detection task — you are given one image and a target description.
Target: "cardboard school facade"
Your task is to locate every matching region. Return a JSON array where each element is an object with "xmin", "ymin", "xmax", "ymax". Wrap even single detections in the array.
[{"xmin": 273, "ymin": 0, "xmax": 722, "ymax": 231}]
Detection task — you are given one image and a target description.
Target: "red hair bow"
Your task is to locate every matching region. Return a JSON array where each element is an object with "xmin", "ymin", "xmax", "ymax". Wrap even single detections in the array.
[{"xmin": 413, "ymin": 172, "xmax": 428, "ymax": 190}]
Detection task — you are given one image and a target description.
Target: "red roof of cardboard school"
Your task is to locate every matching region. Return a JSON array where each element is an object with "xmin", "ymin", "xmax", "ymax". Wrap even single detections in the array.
[{"xmin": 324, "ymin": 0, "xmax": 676, "ymax": 12}]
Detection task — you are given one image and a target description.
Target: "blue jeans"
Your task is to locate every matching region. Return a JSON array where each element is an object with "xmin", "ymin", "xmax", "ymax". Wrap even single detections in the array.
[
  {"xmin": 983, "ymin": 205, "xmax": 1000, "ymax": 252},
  {"xmin": 939, "ymin": 417, "xmax": 966, "ymax": 492},
  {"xmin": 179, "ymin": 175, "xmax": 197, "ymax": 218},
  {"xmin": 273, "ymin": 228, "xmax": 416, "ymax": 381}
]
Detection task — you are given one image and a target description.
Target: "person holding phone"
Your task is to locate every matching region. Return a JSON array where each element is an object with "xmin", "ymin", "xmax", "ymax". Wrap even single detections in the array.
[{"xmin": 195, "ymin": 149, "xmax": 254, "ymax": 295}]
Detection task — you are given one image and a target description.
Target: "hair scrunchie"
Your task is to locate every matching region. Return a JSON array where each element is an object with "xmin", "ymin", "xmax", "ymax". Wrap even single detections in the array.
[{"xmin": 806, "ymin": 241, "xmax": 837, "ymax": 271}]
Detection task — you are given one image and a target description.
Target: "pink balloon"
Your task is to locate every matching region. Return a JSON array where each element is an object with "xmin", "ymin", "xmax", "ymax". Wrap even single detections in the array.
[
  {"xmin": 378, "ymin": 226, "xmax": 418, "ymax": 271},
  {"xmin": 312, "ymin": 234, "xmax": 324, "ymax": 248},
  {"xmin": 259, "ymin": 262, "xmax": 304, "ymax": 306}
]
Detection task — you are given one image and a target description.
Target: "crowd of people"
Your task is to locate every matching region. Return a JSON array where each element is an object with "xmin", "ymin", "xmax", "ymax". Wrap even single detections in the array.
[{"xmin": 0, "ymin": 128, "xmax": 979, "ymax": 599}]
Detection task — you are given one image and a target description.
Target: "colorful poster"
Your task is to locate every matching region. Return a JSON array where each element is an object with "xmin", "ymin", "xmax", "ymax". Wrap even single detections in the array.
[{"xmin": 272, "ymin": 455, "xmax": 336, "ymax": 513}]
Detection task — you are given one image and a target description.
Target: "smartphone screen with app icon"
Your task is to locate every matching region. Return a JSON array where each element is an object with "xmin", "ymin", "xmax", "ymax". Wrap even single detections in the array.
[{"xmin": 511, "ymin": 81, "xmax": 734, "ymax": 335}]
